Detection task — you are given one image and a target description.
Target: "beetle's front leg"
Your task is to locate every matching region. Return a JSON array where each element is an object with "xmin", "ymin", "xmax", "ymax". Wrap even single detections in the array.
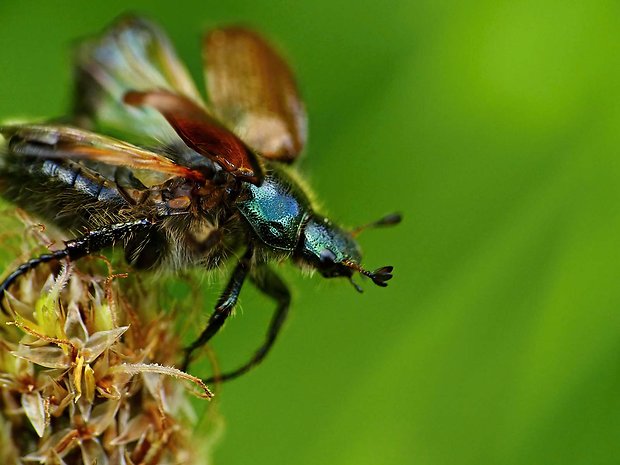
[{"xmin": 181, "ymin": 247, "xmax": 253, "ymax": 370}]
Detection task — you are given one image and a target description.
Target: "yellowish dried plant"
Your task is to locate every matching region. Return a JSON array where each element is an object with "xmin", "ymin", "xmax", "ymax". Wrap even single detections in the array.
[{"xmin": 0, "ymin": 210, "xmax": 217, "ymax": 465}]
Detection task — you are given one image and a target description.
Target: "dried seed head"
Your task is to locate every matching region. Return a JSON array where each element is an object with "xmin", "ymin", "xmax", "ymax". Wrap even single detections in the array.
[{"xmin": 0, "ymin": 212, "xmax": 215, "ymax": 465}]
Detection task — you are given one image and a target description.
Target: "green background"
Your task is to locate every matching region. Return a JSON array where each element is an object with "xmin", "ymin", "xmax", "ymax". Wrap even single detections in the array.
[{"xmin": 2, "ymin": 1, "xmax": 620, "ymax": 464}]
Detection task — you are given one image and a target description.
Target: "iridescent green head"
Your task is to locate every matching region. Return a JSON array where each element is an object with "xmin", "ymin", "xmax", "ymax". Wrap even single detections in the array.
[
  {"xmin": 237, "ymin": 168, "xmax": 400, "ymax": 290},
  {"xmin": 296, "ymin": 214, "xmax": 397, "ymax": 291}
]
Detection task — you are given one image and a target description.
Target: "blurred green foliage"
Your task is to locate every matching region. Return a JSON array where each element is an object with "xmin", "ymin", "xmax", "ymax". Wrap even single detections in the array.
[{"xmin": 1, "ymin": 1, "xmax": 620, "ymax": 464}]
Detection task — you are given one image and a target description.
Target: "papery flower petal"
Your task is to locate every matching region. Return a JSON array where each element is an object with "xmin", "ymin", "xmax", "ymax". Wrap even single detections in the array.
[
  {"xmin": 90, "ymin": 398, "xmax": 120, "ymax": 436},
  {"xmin": 2, "ymin": 289, "xmax": 34, "ymax": 320},
  {"xmin": 80, "ymin": 438, "xmax": 109, "ymax": 465},
  {"xmin": 83, "ymin": 326, "xmax": 129, "ymax": 363},
  {"xmin": 73, "ymin": 355, "xmax": 84, "ymax": 401},
  {"xmin": 48, "ymin": 449, "xmax": 70, "ymax": 465},
  {"xmin": 68, "ymin": 274, "xmax": 85, "ymax": 305},
  {"xmin": 110, "ymin": 413, "xmax": 151, "ymax": 445},
  {"xmin": 51, "ymin": 397, "xmax": 74, "ymax": 420},
  {"xmin": 84, "ymin": 364, "xmax": 96, "ymax": 404},
  {"xmin": 46, "ymin": 379, "xmax": 73, "ymax": 417},
  {"xmin": 64, "ymin": 302, "xmax": 88, "ymax": 343},
  {"xmin": 142, "ymin": 371, "xmax": 164, "ymax": 404},
  {"xmin": 22, "ymin": 427, "xmax": 79, "ymax": 461},
  {"xmin": 21, "ymin": 391, "xmax": 46, "ymax": 437},
  {"xmin": 11, "ymin": 345, "xmax": 69, "ymax": 369},
  {"xmin": 76, "ymin": 386, "xmax": 93, "ymax": 420},
  {"xmin": 129, "ymin": 424, "xmax": 155, "ymax": 464}
]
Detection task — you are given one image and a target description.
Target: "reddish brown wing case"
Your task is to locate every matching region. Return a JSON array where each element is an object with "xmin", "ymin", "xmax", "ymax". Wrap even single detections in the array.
[
  {"xmin": 125, "ymin": 90, "xmax": 263, "ymax": 185},
  {"xmin": 204, "ymin": 27, "xmax": 307, "ymax": 162}
]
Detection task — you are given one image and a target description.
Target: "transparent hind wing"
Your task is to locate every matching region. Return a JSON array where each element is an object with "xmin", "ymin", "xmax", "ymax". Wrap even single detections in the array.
[
  {"xmin": 1, "ymin": 123, "xmax": 206, "ymax": 183},
  {"xmin": 73, "ymin": 15, "xmax": 205, "ymax": 147}
]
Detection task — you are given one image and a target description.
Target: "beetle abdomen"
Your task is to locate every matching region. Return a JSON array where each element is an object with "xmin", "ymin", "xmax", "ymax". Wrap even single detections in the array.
[
  {"xmin": 38, "ymin": 159, "xmax": 122, "ymax": 202},
  {"xmin": 0, "ymin": 155, "xmax": 128, "ymax": 231}
]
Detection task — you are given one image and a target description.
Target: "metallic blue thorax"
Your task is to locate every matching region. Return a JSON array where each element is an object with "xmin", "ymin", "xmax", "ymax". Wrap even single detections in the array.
[{"xmin": 237, "ymin": 169, "xmax": 310, "ymax": 251}]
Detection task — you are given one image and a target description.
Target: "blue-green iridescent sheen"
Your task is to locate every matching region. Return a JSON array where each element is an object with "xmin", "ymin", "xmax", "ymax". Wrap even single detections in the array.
[
  {"xmin": 237, "ymin": 169, "xmax": 310, "ymax": 251},
  {"xmin": 302, "ymin": 217, "xmax": 361, "ymax": 265}
]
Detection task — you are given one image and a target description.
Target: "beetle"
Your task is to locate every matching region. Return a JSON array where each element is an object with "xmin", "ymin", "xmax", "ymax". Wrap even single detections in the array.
[{"xmin": 0, "ymin": 16, "xmax": 400, "ymax": 382}]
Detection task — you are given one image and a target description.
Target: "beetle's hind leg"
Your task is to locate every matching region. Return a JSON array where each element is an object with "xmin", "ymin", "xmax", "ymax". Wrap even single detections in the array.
[
  {"xmin": 181, "ymin": 247, "xmax": 253, "ymax": 370},
  {"xmin": 202, "ymin": 265, "xmax": 290, "ymax": 383},
  {"xmin": 0, "ymin": 219, "xmax": 155, "ymax": 314}
]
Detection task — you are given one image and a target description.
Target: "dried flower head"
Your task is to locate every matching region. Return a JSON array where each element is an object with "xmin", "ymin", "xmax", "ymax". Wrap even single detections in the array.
[{"xmin": 0, "ymin": 209, "xmax": 216, "ymax": 465}]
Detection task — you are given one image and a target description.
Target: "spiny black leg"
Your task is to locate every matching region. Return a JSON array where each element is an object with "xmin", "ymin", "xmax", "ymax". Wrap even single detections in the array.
[
  {"xmin": 0, "ymin": 219, "xmax": 154, "ymax": 314},
  {"xmin": 182, "ymin": 248, "xmax": 253, "ymax": 370},
  {"xmin": 203, "ymin": 265, "xmax": 290, "ymax": 383}
]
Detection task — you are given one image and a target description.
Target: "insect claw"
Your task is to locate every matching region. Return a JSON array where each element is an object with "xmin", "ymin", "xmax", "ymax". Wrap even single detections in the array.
[{"xmin": 349, "ymin": 277, "xmax": 364, "ymax": 293}]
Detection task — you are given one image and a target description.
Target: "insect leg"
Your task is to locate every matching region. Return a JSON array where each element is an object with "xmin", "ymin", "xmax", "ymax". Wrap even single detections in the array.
[
  {"xmin": 203, "ymin": 265, "xmax": 290, "ymax": 383},
  {"xmin": 182, "ymin": 248, "xmax": 253, "ymax": 370},
  {"xmin": 0, "ymin": 219, "xmax": 154, "ymax": 314}
]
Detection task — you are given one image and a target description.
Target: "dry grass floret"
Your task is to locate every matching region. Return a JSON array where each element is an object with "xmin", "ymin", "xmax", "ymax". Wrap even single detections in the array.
[{"xmin": 0, "ymin": 211, "xmax": 215, "ymax": 465}]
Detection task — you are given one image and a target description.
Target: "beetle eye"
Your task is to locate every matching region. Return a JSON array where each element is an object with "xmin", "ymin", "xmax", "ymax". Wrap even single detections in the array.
[{"xmin": 319, "ymin": 249, "xmax": 336, "ymax": 265}]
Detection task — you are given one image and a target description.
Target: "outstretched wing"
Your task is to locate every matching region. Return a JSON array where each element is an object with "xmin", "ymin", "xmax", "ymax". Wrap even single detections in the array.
[
  {"xmin": 73, "ymin": 15, "xmax": 205, "ymax": 146},
  {"xmin": 204, "ymin": 27, "xmax": 307, "ymax": 162},
  {"xmin": 1, "ymin": 124, "xmax": 205, "ymax": 183},
  {"xmin": 74, "ymin": 16, "xmax": 264, "ymax": 185},
  {"xmin": 125, "ymin": 90, "xmax": 263, "ymax": 184}
]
